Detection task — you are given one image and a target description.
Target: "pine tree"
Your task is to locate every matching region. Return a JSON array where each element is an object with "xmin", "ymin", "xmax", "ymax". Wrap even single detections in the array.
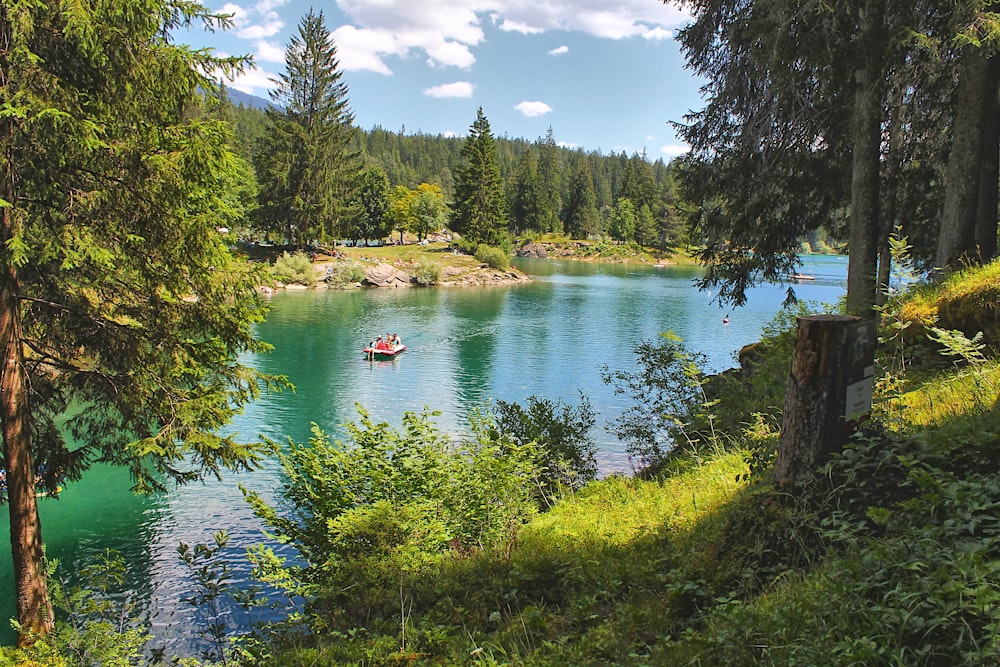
[
  {"xmin": 564, "ymin": 153, "xmax": 601, "ymax": 239},
  {"xmin": 350, "ymin": 166, "xmax": 392, "ymax": 245},
  {"xmin": 537, "ymin": 127, "xmax": 563, "ymax": 233},
  {"xmin": 0, "ymin": 1, "xmax": 277, "ymax": 643},
  {"xmin": 510, "ymin": 150, "xmax": 545, "ymax": 235},
  {"xmin": 451, "ymin": 108, "xmax": 509, "ymax": 249},
  {"xmin": 255, "ymin": 8, "xmax": 362, "ymax": 246}
]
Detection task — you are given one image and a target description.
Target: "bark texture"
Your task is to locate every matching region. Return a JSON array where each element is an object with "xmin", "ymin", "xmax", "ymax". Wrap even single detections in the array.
[
  {"xmin": 846, "ymin": 0, "xmax": 884, "ymax": 316},
  {"xmin": 937, "ymin": 44, "xmax": 996, "ymax": 271},
  {"xmin": 775, "ymin": 316, "xmax": 863, "ymax": 484}
]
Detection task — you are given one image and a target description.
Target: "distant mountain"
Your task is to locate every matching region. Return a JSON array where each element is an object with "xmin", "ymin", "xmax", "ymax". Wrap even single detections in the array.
[{"xmin": 222, "ymin": 86, "xmax": 274, "ymax": 111}]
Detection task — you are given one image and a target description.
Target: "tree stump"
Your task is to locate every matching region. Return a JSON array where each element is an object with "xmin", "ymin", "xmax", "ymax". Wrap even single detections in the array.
[{"xmin": 774, "ymin": 315, "xmax": 876, "ymax": 484}]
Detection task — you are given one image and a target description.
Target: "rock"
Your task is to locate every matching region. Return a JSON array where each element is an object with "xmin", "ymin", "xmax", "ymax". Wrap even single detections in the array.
[
  {"xmin": 363, "ymin": 263, "xmax": 413, "ymax": 288},
  {"xmin": 517, "ymin": 242, "xmax": 548, "ymax": 259}
]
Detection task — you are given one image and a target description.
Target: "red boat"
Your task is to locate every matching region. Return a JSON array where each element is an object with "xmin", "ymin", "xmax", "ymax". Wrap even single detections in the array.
[{"xmin": 364, "ymin": 336, "xmax": 406, "ymax": 359}]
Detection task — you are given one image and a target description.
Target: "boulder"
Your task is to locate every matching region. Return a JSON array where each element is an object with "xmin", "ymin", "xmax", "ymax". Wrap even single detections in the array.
[
  {"xmin": 363, "ymin": 263, "xmax": 412, "ymax": 287},
  {"xmin": 517, "ymin": 242, "xmax": 548, "ymax": 259}
]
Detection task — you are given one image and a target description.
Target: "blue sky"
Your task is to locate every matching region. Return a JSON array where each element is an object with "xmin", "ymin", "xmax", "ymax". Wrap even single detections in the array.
[{"xmin": 177, "ymin": 1, "xmax": 702, "ymax": 158}]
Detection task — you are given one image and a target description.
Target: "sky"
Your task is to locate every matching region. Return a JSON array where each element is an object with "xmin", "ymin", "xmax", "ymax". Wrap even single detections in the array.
[{"xmin": 177, "ymin": 0, "xmax": 703, "ymax": 158}]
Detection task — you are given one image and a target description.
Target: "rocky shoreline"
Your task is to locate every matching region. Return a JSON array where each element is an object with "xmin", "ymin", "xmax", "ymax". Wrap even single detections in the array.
[{"xmin": 266, "ymin": 260, "xmax": 532, "ymax": 292}]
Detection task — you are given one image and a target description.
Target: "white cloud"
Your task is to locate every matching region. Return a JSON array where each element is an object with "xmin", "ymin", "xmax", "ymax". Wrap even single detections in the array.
[
  {"xmin": 224, "ymin": 64, "xmax": 277, "ymax": 95},
  {"xmin": 331, "ymin": 25, "xmax": 398, "ymax": 75},
  {"xmin": 323, "ymin": 0, "xmax": 690, "ymax": 75},
  {"xmin": 426, "ymin": 41, "xmax": 476, "ymax": 69},
  {"xmin": 660, "ymin": 143, "xmax": 690, "ymax": 157},
  {"xmin": 424, "ymin": 81, "xmax": 476, "ymax": 98},
  {"xmin": 548, "ymin": 45, "xmax": 569, "ymax": 56},
  {"xmin": 557, "ymin": 140, "xmax": 579, "ymax": 149},
  {"xmin": 500, "ymin": 20, "xmax": 543, "ymax": 34},
  {"xmin": 255, "ymin": 39, "xmax": 285, "ymax": 63},
  {"xmin": 514, "ymin": 100, "xmax": 552, "ymax": 117},
  {"xmin": 443, "ymin": 130, "xmax": 460, "ymax": 138},
  {"xmin": 219, "ymin": 1, "xmax": 285, "ymax": 40},
  {"xmin": 642, "ymin": 27, "xmax": 673, "ymax": 40}
]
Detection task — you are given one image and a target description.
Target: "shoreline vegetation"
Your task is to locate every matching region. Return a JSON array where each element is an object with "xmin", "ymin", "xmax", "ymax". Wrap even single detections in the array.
[{"xmin": 248, "ymin": 235, "xmax": 715, "ymax": 291}]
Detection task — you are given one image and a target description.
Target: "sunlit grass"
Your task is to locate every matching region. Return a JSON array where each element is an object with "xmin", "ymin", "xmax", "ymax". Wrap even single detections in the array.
[{"xmin": 892, "ymin": 360, "xmax": 1000, "ymax": 429}]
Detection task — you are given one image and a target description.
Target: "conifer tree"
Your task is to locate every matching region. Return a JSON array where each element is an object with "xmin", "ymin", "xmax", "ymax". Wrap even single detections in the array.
[
  {"xmin": 451, "ymin": 108, "xmax": 510, "ymax": 249},
  {"xmin": 256, "ymin": 8, "xmax": 362, "ymax": 246},
  {"xmin": 0, "ymin": 0, "xmax": 276, "ymax": 643},
  {"xmin": 510, "ymin": 150, "xmax": 545, "ymax": 234},
  {"xmin": 350, "ymin": 166, "xmax": 392, "ymax": 245},
  {"xmin": 537, "ymin": 127, "xmax": 564, "ymax": 233},
  {"xmin": 564, "ymin": 153, "xmax": 601, "ymax": 238}
]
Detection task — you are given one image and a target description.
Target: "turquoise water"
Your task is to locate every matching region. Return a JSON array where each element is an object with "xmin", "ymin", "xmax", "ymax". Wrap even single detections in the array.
[{"xmin": 0, "ymin": 255, "xmax": 847, "ymax": 650}]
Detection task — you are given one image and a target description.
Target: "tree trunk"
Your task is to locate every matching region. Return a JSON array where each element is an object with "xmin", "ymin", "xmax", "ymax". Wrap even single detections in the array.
[
  {"xmin": 975, "ymin": 55, "xmax": 1000, "ymax": 263},
  {"xmin": 775, "ymin": 315, "xmax": 875, "ymax": 484},
  {"xmin": 846, "ymin": 0, "xmax": 884, "ymax": 317},
  {"xmin": 0, "ymin": 215, "xmax": 53, "ymax": 645},
  {"xmin": 877, "ymin": 85, "xmax": 904, "ymax": 307},
  {"xmin": 937, "ymin": 44, "xmax": 993, "ymax": 272}
]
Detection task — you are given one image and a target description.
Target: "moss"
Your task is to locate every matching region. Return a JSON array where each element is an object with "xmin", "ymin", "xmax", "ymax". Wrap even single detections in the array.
[{"xmin": 936, "ymin": 261, "xmax": 1000, "ymax": 344}]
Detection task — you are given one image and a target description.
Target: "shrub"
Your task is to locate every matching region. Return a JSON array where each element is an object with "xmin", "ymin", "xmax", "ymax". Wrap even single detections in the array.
[
  {"xmin": 474, "ymin": 244, "xmax": 510, "ymax": 270},
  {"xmin": 271, "ymin": 251, "xmax": 315, "ymax": 285},
  {"xmin": 601, "ymin": 331, "xmax": 713, "ymax": 467},
  {"xmin": 412, "ymin": 257, "xmax": 442, "ymax": 285},
  {"xmin": 492, "ymin": 394, "xmax": 597, "ymax": 499},
  {"xmin": 453, "ymin": 237, "xmax": 478, "ymax": 255},
  {"xmin": 326, "ymin": 260, "xmax": 366, "ymax": 286}
]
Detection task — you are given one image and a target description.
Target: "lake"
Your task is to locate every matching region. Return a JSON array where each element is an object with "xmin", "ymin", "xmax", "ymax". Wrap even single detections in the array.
[{"xmin": 0, "ymin": 255, "xmax": 847, "ymax": 652}]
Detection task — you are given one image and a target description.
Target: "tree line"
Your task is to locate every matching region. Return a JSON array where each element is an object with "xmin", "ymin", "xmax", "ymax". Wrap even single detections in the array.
[{"xmin": 219, "ymin": 11, "xmax": 686, "ymax": 253}]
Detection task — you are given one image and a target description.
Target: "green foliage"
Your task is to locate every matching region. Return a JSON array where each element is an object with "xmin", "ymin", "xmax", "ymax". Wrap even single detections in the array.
[
  {"xmin": 1, "ymin": 0, "xmax": 283, "ymax": 639},
  {"xmin": 451, "ymin": 108, "xmax": 510, "ymax": 249},
  {"xmin": 242, "ymin": 408, "xmax": 540, "ymax": 630},
  {"xmin": 254, "ymin": 9, "xmax": 362, "ymax": 246},
  {"xmin": 2, "ymin": 552, "xmax": 149, "ymax": 667},
  {"xmin": 492, "ymin": 394, "xmax": 598, "ymax": 498},
  {"xmin": 412, "ymin": 257, "xmax": 442, "ymax": 285},
  {"xmin": 607, "ymin": 198, "xmax": 637, "ymax": 244},
  {"xmin": 271, "ymin": 251, "xmax": 315, "ymax": 285},
  {"xmin": 410, "ymin": 182, "xmax": 449, "ymax": 241},
  {"xmin": 347, "ymin": 166, "xmax": 392, "ymax": 245},
  {"xmin": 474, "ymin": 244, "xmax": 511, "ymax": 270},
  {"xmin": 178, "ymin": 531, "xmax": 239, "ymax": 666},
  {"xmin": 325, "ymin": 260, "xmax": 366, "ymax": 286},
  {"xmin": 602, "ymin": 332, "xmax": 716, "ymax": 467}
]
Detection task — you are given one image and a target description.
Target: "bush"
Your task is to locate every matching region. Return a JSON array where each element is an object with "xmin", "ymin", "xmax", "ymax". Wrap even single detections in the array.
[
  {"xmin": 492, "ymin": 394, "xmax": 597, "ymax": 498},
  {"xmin": 601, "ymin": 331, "xmax": 712, "ymax": 467},
  {"xmin": 474, "ymin": 244, "xmax": 510, "ymax": 270},
  {"xmin": 271, "ymin": 250, "xmax": 315, "ymax": 285},
  {"xmin": 326, "ymin": 260, "xmax": 366, "ymax": 286},
  {"xmin": 453, "ymin": 237, "xmax": 478, "ymax": 255},
  {"xmin": 412, "ymin": 257, "xmax": 442, "ymax": 285}
]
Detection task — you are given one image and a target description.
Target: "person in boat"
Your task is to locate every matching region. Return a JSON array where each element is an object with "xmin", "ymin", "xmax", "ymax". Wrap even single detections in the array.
[{"xmin": 392, "ymin": 333, "xmax": 402, "ymax": 348}]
